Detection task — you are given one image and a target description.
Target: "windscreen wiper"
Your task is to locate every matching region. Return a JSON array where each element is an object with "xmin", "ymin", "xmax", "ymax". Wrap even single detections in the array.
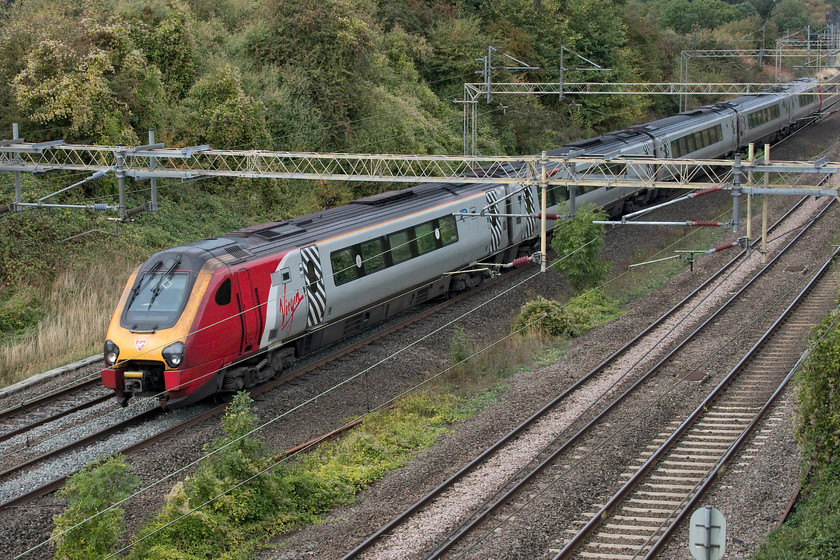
[
  {"xmin": 128, "ymin": 259, "xmax": 163, "ymax": 307},
  {"xmin": 147, "ymin": 255, "xmax": 182, "ymax": 308}
]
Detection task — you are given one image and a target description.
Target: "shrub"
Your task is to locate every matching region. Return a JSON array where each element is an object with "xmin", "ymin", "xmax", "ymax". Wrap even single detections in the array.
[
  {"xmin": 130, "ymin": 390, "xmax": 465, "ymax": 558},
  {"xmin": 754, "ymin": 473, "xmax": 840, "ymax": 560},
  {"xmin": 550, "ymin": 205, "xmax": 612, "ymax": 292},
  {"xmin": 0, "ymin": 285, "xmax": 42, "ymax": 339},
  {"xmin": 447, "ymin": 325, "xmax": 474, "ymax": 365},
  {"xmin": 130, "ymin": 391, "xmax": 290, "ymax": 559},
  {"xmin": 52, "ymin": 454, "xmax": 140, "ymax": 560},
  {"xmin": 512, "ymin": 291, "xmax": 620, "ymax": 338},
  {"xmin": 795, "ymin": 311, "xmax": 840, "ymax": 472}
]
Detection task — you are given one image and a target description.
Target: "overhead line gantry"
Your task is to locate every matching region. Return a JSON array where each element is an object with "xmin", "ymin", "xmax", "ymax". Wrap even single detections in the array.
[
  {"xmin": 2, "ymin": 133, "xmax": 838, "ymax": 269},
  {"xmin": 1, "ymin": 136, "xmax": 837, "ymax": 215}
]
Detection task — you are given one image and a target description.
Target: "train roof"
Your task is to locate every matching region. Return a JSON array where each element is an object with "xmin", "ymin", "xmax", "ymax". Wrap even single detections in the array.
[
  {"xmin": 217, "ymin": 179, "xmax": 496, "ymax": 257},
  {"xmin": 144, "ymin": 78, "xmax": 824, "ymax": 272}
]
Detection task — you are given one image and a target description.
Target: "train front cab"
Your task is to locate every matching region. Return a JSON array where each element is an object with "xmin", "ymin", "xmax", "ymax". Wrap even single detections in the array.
[{"xmin": 102, "ymin": 254, "xmax": 243, "ymax": 408}]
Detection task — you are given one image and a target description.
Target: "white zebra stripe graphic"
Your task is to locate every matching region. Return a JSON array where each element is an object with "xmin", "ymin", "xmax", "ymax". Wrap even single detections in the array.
[
  {"xmin": 522, "ymin": 186, "xmax": 537, "ymax": 237},
  {"xmin": 300, "ymin": 245, "xmax": 326, "ymax": 327},
  {"xmin": 485, "ymin": 190, "xmax": 502, "ymax": 252}
]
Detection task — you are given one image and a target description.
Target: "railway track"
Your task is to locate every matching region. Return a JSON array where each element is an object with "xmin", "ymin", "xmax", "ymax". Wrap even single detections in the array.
[
  {"xmin": 0, "ymin": 377, "xmax": 107, "ymax": 445},
  {"xmin": 556, "ymin": 242, "xmax": 839, "ymax": 560},
  {"xmin": 340, "ymin": 193, "xmax": 837, "ymax": 559},
  {"xmin": 0, "ymin": 267, "xmax": 518, "ymax": 510}
]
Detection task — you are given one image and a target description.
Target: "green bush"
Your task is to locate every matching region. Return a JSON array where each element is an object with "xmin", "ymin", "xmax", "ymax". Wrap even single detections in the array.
[
  {"xmin": 130, "ymin": 392, "xmax": 290, "ymax": 559},
  {"xmin": 0, "ymin": 285, "xmax": 42, "ymax": 339},
  {"xmin": 511, "ymin": 291, "xmax": 620, "ymax": 338},
  {"xmin": 447, "ymin": 325, "xmax": 474, "ymax": 365},
  {"xmin": 795, "ymin": 312, "xmax": 840, "ymax": 472},
  {"xmin": 52, "ymin": 455, "xmax": 140, "ymax": 560},
  {"xmin": 130, "ymin": 390, "xmax": 465, "ymax": 559},
  {"xmin": 754, "ymin": 473, "xmax": 840, "ymax": 560},
  {"xmin": 550, "ymin": 205, "xmax": 612, "ymax": 293}
]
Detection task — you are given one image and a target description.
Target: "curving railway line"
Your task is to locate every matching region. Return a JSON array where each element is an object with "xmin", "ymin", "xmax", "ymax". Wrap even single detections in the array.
[
  {"xmin": 340, "ymin": 190, "xmax": 839, "ymax": 559},
  {"xmin": 0, "ymin": 270, "xmax": 512, "ymax": 511},
  {"xmin": 1, "ymin": 119, "xmax": 838, "ymax": 559}
]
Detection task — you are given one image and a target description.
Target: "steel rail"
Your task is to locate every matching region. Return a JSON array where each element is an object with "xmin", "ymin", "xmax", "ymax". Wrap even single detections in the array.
[
  {"xmin": 0, "ymin": 408, "xmax": 160, "ymax": 483},
  {"xmin": 338, "ymin": 194, "xmax": 814, "ymax": 559},
  {"xmin": 422, "ymin": 197, "xmax": 835, "ymax": 559},
  {"xmin": 556, "ymin": 243, "xmax": 840, "ymax": 560},
  {"xmin": 0, "ymin": 393, "xmax": 113, "ymax": 445},
  {"xmin": 0, "ymin": 378, "xmax": 100, "ymax": 424}
]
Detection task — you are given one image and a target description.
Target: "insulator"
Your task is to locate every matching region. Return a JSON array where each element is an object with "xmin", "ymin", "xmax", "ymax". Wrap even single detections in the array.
[
  {"xmin": 511, "ymin": 256, "xmax": 532, "ymax": 268},
  {"xmin": 691, "ymin": 221, "xmax": 722, "ymax": 227},
  {"xmin": 92, "ymin": 203, "xmax": 110, "ymax": 211},
  {"xmin": 91, "ymin": 169, "xmax": 110, "ymax": 181},
  {"xmin": 125, "ymin": 204, "xmax": 147, "ymax": 217},
  {"xmin": 689, "ymin": 186, "xmax": 723, "ymax": 198},
  {"xmin": 534, "ymin": 213, "xmax": 560, "ymax": 220},
  {"xmin": 710, "ymin": 241, "xmax": 738, "ymax": 253}
]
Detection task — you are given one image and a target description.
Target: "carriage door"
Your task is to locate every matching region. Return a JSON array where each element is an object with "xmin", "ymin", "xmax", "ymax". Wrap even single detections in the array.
[
  {"xmin": 237, "ymin": 269, "xmax": 260, "ymax": 353},
  {"xmin": 300, "ymin": 245, "xmax": 326, "ymax": 327}
]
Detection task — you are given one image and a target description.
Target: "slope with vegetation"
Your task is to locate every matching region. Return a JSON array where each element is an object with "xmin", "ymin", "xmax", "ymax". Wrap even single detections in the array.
[
  {"xmin": 2, "ymin": 2, "xmax": 831, "ymax": 556},
  {"xmin": 1, "ymin": 0, "xmax": 826, "ymax": 383}
]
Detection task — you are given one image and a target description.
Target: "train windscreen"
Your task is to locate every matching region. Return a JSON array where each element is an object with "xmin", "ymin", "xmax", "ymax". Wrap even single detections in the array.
[{"xmin": 123, "ymin": 271, "xmax": 191, "ymax": 331}]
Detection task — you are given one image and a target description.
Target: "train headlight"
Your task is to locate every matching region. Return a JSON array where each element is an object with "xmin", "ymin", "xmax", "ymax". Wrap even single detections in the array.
[
  {"xmin": 104, "ymin": 339, "xmax": 120, "ymax": 366},
  {"xmin": 162, "ymin": 342, "xmax": 186, "ymax": 369}
]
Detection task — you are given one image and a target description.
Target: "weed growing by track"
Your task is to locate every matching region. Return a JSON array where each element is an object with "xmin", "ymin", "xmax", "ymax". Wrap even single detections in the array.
[
  {"xmin": 119, "ymin": 391, "xmax": 467, "ymax": 559},
  {"xmin": 52, "ymin": 454, "xmax": 139, "ymax": 560}
]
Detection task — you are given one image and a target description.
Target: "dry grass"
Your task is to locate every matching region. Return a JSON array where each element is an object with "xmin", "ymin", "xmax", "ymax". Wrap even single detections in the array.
[
  {"xmin": 0, "ymin": 262, "xmax": 131, "ymax": 387},
  {"xmin": 440, "ymin": 332, "xmax": 557, "ymax": 398}
]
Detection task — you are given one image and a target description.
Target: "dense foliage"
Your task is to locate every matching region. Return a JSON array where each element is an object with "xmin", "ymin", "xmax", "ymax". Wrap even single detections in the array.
[
  {"xmin": 795, "ymin": 311, "xmax": 840, "ymax": 473},
  {"xmin": 0, "ymin": 0, "xmax": 828, "ymax": 350},
  {"xmin": 550, "ymin": 205, "xmax": 611, "ymax": 292},
  {"xmin": 120, "ymin": 390, "xmax": 464, "ymax": 559},
  {"xmin": 51, "ymin": 454, "xmax": 140, "ymax": 560},
  {"xmin": 511, "ymin": 290, "xmax": 621, "ymax": 338}
]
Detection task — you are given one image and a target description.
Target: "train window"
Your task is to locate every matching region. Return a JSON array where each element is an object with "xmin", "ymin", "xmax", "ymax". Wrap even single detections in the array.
[
  {"xmin": 673, "ymin": 138, "xmax": 685, "ymax": 157},
  {"xmin": 438, "ymin": 215, "xmax": 459, "ymax": 246},
  {"xmin": 124, "ymin": 273, "xmax": 190, "ymax": 329},
  {"xmin": 557, "ymin": 186, "xmax": 570, "ymax": 202},
  {"xmin": 685, "ymin": 134, "xmax": 696, "ymax": 153},
  {"xmin": 415, "ymin": 222, "xmax": 437, "ymax": 255},
  {"xmin": 389, "ymin": 229, "xmax": 413, "ymax": 264},
  {"xmin": 701, "ymin": 128, "xmax": 711, "ymax": 147},
  {"xmin": 361, "ymin": 238, "xmax": 387, "ymax": 273},
  {"xmin": 215, "ymin": 278, "xmax": 231, "ymax": 306},
  {"xmin": 331, "ymin": 248, "xmax": 358, "ymax": 285}
]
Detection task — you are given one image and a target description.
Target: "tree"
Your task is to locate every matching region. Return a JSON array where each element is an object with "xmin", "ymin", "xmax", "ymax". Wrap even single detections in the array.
[
  {"xmin": 178, "ymin": 64, "xmax": 270, "ymax": 148},
  {"xmin": 550, "ymin": 204, "xmax": 611, "ymax": 292},
  {"xmin": 12, "ymin": 39, "xmax": 138, "ymax": 144},
  {"xmin": 770, "ymin": 0, "xmax": 811, "ymax": 34},
  {"xmin": 655, "ymin": 0, "xmax": 741, "ymax": 34}
]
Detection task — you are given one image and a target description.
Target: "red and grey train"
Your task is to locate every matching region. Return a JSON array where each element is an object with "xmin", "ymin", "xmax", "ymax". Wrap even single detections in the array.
[{"xmin": 102, "ymin": 78, "xmax": 831, "ymax": 408}]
